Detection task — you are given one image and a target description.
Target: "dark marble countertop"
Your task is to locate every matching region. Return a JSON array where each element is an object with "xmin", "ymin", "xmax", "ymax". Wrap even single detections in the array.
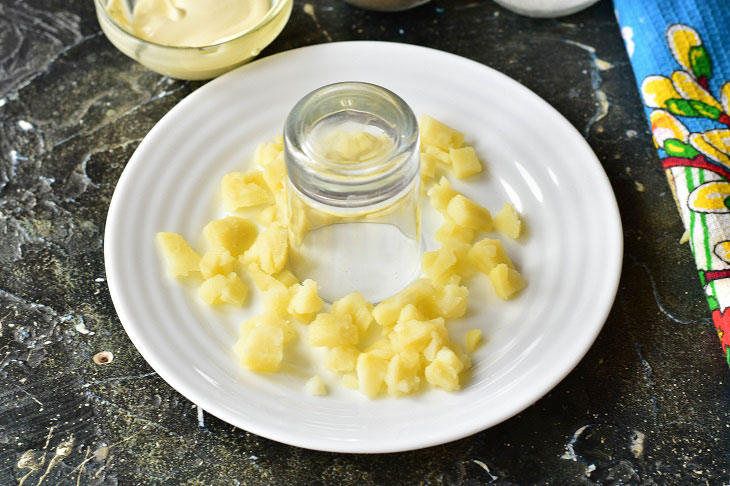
[{"xmin": 2, "ymin": 0, "xmax": 729, "ymax": 484}]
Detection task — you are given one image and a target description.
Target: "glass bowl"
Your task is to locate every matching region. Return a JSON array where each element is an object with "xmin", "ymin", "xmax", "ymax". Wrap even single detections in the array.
[{"xmin": 94, "ymin": 0, "xmax": 293, "ymax": 80}]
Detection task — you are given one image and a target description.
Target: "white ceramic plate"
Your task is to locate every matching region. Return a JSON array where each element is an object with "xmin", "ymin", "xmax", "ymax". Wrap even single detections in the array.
[{"xmin": 105, "ymin": 42, "xmax": 622, "ymax": 453}]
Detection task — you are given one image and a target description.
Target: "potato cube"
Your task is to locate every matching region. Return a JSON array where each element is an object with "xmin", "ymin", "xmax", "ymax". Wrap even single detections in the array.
[
  {"xmin": 489, "ymin": 263, "xmax": 526, "ymax": 300},
  {"xmin": 242, "ymin": 223, "xmax": 288, "ymax": 274},
  {"xmin": 305, "ymin": 375, "xmax": 327, "ymax": 396},
  {"xmin": 422, "ymin": 248, "xmax": 456, "ymax": 285},
  {"xmin": 435, "ymin": 219, "xmax": 474, "ymax": 244},
  {"xmin": 332, "ymin": 292, "xmax": 374, "ymax": 335},
  {"xmin": 420, "ymin": 153, "xmax": 439, "ymax": 179},
  {"xmin": 357, "ymin": 351, "xmax": 388, "ymax": 398},
  {"xmin": 363, "ymin": 339, "xmax": 394, "ymax": 360},
  {"xmin": 288, "ymin": 279, "xmax": 324, "ymax": 318},
  {"xmin": 199, "ymin": 248, "xmax": 235, "ymax": 279},
  {"xmin": 203, "ymin": 217, "xmax": 258, "ymax": 257},
  {"xmin": 422, "ymin": 336, "xmax": 444, "ymax": 362},
  {"xmin": 435, "ymin": 284, "xmax": 469, "ymax": 319},
  {"xmin": 424, "ymin": 347, "xmax": 464, "ymax": 391},
  {"xmin": 466, "ymin": 329, "xmax": 483, "ymax": 353},
  {"xmin": 372, "ymin": 296, "xmax": 405, "ymax": 329},
  {"xmin": 342, "ymin": 373, "xmax": 359, "ymax": 390},
  {"xmin": 247, "ymin": 263, "xmax": 289, "ymax": 316},
  {"xmin": 156, "ymin": 232, "xmax": 201, "ymax": 277},
  {"xmin": 468, "ymin": 238, "xmax": 514, "ymax": 274},
  {"xmin": 447, "ymin": 195, "xmax": 493, "ymax": 231},
  {"xmin": 235, "ymin": 324, "xmax": 283, "ymax": 372},
  {"xmin": 325, "ymin": 346, "xmax": 359, "ymax": 373},
  {"xmin": 273, "ymin": 135, "xmax": 284, "ymax": 151},
  {"xmin": 392, "ymin": 318, "xmax": 445, "ymax": 353},
  {"xmin": 449, "ymin": 146, "xmax": 482, "ymax": 179},
  {"xmin": 256, "ymin": 204, "xmax": 281, "ymax": 227},
  {"xmin": 385, "ymin": 354, "xmax": 421, "ymax": 395},
  {"xmin": 308, "ymin": 313, "xmax": 358, "ymax": 347},
  {"xmin": 423, "ymin": 144, "xmax": 450, "ymax": 164},
  {"xmin": 221, "ymin": 171, "xmax": 272, "ymax": 210},
  {"xmin": 427, "ymin": 177, "xmax": 459, "ymax": 212},
  {"xmin": 262, "ymin": 155, "xmax": 287, "ymax": 195},
  {"xmin": 422, "ymin": 242, "xmax": 473, "ymax": 285},
  {"xmin": 240, "ymin": 313, "xmax": 295, "ymax": 344},
  {"xmin": 198, "ymin": 272, "xmax": 248, "ymax": 307},
  {"xmin": 254, "ymin": 141, "xmax": 281, "ymax": 167},
  {"xmin": 262, "ymin": 282, "xmax": 291, "ymax": 317},
  {"xmin": 274, "ymin": 269, "xmax": 299, "ymax": 288},
  {"xmin": 397, "ymin": 303, "xmax": 424, "ymax": 324},
  {"xmin": 493, "ymin": 203, "xmax": 522, "ymax": 239},
  {"xmin": 419, "ymin": 115, "xmax": 465, "ymax": 150}
]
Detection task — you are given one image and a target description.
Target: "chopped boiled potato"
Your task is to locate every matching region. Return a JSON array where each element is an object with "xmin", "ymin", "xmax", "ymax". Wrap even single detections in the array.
[
  {"xmin": 256, "ymin": 204, "xmax": 281, "ymax": 226},
  {"xmin": 424, "ymin": 144, "xmax": 450, "ymax": 164},
  {"xmin": 262, "ymin": 154, "xmax": 287, "ymax": 195},
  {"xmin": 435, "ymin": 284, "xmax": 469, "ymax": 319},
  {"xmin": 466, "ymin": 329, "xmax": 483, "ymax": 353},
  {"xmin": 424, "ymin": 347, "xmax": 464, "ymax": 391},
  {"xmin": 254, "ymin": 141, "xmax": 282, "ymax": 167},
  {"xmin": 156, "ymin": 232, "xmax": 201, "ymax": 277},
  {"xmin": 240, "ymin": 313, "xmax": 295, "ymax": 344},
  {"xmin": 419, "ymin": 115, "xmax": 465, "ymax": 150},
  {"xmin": 489, "ymin": 263, "xmax": 526, "ymax": 300},
  {"xmin": 331, "ymin": 292, "xmax": 374, "ymax": 335},
  {"xmin": 274, "ymin": 269, "xmax": 299, "ymax": 287},
  {"xmin": 247, "ymin": 263, "xmax": 277, "ymax": 291},
  {"xmin": 288, "ymin": 199, "xmax": 310, "ymax": 246},
  {"xmin": 160, "ymin": 116, "xmax": 528, "ymax": 397},
  {"xmin": 342, "ymin": 373, "xmax": 359, "ymax": 390},
  {"xmin": 273, "ymin": 135, "xmax": 284, "ymax": 151},
  {"xmin": 247, "ymin": 265, "xmax": 291, "ymax": 316},
  {"xmin": 357, "ymin": 351, "xmax": 388, "ymax": 398},
  {"xmin": 305, "ymin": 375, "xmax": 328, "ymax": 396},
  {"xmin": 427, "ymin": 177, "xmax": 459, "ymax": 212},
  {"xmin": 199, "ymin": 248, "xmax": 235, "ymax": 279},
  {"xmin": 422, "ymin": 241, "xmax": 474, "ymax": 285},
  {"xmin": 308, "ymin": 313, "xmax": 359, "ymax": 347},
  {"xmin": 468, "ymin": 238, "xmax": 514, "ymax": 274},
  {"xmin": 493, "ymin": 203, "xmax": 522, "ymax": 239},
  {"xmin": 198, "ymin": 272, "xmax": 248, "ymax": 307},
  {"xmin": 449, "ymin": 146, "xmax": 482, "ymax": 179},
  {"xmin": 221, "ymin": 171, "xmax": 272, "ymax": 210},
  {"xmin": 435, "ymin": 219, "xmax": 474, "ymax": 244},
  {"xmin": 420, "ymin": 153, "xmax": 439, "ymax": 179},
  {"xmin": 363, "ymin": 339, "xmax": 394, "ymax": 360},
  {"xmin": 385, "ymin": 353, "xmax": 422, "ymax": 395},
  {"xmin": 263, "ymin": 284, "xmax": 292, "ymax": 317},
  {"xmin": 242, "ymin": 223, "xmax": 288, "ymax": 274},
  {"xmin": 391, "ymin": 319, "xmax": 436, "ymax": 353},
  {"xmin": 397, "ymin": 303, "xmax": 424, "ymax": 324},
  {"xmin": 447, "ymin": 195, "xmax": 493, "ymax": 231},
  {"xmin": 422, "ymin": 336, "xmax": 444, "ymax": 362},
  {"xmin": 373, "ymin": 279, "xmax": 440, "ymax": 328},
  {"xmin": 203, "ymin": 216, "xmax": 258, "ymax": 257},
  {"xmin": 234, "ymin": 324, "xmax": 283, "ymax": 372},
  {"xmin": 325, "ymin": 346, "xmax": 359, "ymax": 373},
  {"xmin": 288, "ymin": 279, "xmax": 324, "ymax": 321}
]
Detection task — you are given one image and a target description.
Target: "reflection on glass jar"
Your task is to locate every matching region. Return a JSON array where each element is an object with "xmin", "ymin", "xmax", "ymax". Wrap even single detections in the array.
[{"xmin": 284, "ymin": 82, "xmax": 422, "ymax": 303}]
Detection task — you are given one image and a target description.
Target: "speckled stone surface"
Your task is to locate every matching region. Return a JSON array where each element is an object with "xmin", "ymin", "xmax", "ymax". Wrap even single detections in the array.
[{"xmin": 1, "ymin": 0, "xmax": 729, "ymax": 484}]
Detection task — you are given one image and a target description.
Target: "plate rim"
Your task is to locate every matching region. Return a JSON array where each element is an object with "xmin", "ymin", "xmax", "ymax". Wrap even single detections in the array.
[{"xmin": 104, "ymin": 40, "xmax": 623, "ymax": 453}]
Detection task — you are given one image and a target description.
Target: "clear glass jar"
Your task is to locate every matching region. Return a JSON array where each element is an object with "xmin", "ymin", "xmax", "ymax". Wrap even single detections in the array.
[{"xmin": 284, "ymin": 82, "xmax": 421, "ymax": 303}]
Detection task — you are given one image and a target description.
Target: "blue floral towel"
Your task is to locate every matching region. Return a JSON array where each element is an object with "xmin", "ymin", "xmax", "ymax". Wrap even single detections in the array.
[{"xmin": 613, "ymin": 0, "xmax": 730, "ymax": 365}]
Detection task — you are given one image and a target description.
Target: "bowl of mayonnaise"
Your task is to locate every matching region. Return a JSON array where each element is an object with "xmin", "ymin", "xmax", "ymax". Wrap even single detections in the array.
[{"xmin": 95, "ymin": 0, "xmax": 293, "ymax": 80}]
